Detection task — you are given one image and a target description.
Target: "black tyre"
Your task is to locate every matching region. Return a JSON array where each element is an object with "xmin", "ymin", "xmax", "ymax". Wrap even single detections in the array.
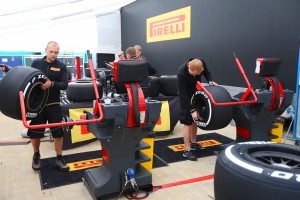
[
  {"xmin": 85, "ymin": 67, "xmax": 91, "ymax": 78},
  {"xmin": 85, "ymin": 68, "xmax": 108, "ymax": 79},
  {"xmin": 149, "ymin": 76, "xmax": 160, "ymax": 97},
  {"xmin": 191, "ymin": 86, "xmax": 233, "ymax": 130},
  {"xmin": 159, "ymin": 75, "xmax": 178, "ymax": 96},
  {"xmin": 85, "ymin": 68, "xmax": 100, "ymax": 78},
  {"xmin": 66, "ymin": 80, "xmax": 103, "ymax": 102},
  {"xmin": 214, "ymin": 142, "xmax": 300, "ymax": 200},
  {"xmin": 0, "ymin": 67, "xmax": 48, "ymax": 120}
]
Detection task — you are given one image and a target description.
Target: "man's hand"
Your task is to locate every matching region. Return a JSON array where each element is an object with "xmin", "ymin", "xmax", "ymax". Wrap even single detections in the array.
[
  {"xmin": 40, "ymin": 78, "xmax": 52, "ymax": 90},
  {"xmin": 191, "ymin": 111, "xmax": 199, "ymax": 120},
  {"xmin": 209, "ymin": 81, "xmax": 218, "ymax": 86}
]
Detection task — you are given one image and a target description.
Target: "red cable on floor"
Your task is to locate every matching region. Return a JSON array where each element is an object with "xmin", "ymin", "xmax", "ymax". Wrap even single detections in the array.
[{"xmin": 153, "ymin": 174, "xmax": 214, "ymax": 191}]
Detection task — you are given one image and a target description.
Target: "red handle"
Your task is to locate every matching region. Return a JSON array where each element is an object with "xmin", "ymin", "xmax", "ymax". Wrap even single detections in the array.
[
  {"xmin": 196, "ymin": 56, "xmax": 258, "ymax": 106},
  {"xmin": 19, "ymin": 50, "xmax": 104, "ymax": 129},
  {"xmin": 76, "ymin": 56, "xmax": 81, "ymax": 80}
]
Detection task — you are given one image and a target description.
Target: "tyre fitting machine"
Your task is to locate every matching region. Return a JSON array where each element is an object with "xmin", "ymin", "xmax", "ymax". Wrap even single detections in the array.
[
  {"xmin": 232, "ymin": 58, "xmax": 294, "ymax": 142},
  {"xmin": 83, "ymin": 59, "xmax": 162, "ymax": 199},
  {"xmin": 196, "ymin": 56, "xmax": 294, "ymax": 143}
]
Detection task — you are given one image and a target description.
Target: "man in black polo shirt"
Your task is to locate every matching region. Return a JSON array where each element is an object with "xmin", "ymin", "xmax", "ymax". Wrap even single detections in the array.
[{"xmin": 28, "ymin": 41, "xmax": 69, "ymax": 172}]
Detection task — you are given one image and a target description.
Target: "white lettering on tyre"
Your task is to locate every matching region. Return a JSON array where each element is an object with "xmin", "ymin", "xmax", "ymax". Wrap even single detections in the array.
[
  {"xmin": 271, "ymin": 171, "xmax": 293, "ymax": 180},
  {"xmin": 23, "ymin": 82, "xmax": 32, "ymax": 97},
  {"xmin": 23, "ymin": 75, "xmax": 46, "ymax": 97},
  {"xmin": 270, "ymin": 171, "xmax": 300, "ymax": 182},
  {"xmin": 192, "ymin": 90, "xmax": 212, "ymax": 127},
  {"xmin": 26, "ymin": 112, "xmax": 37, "ymax": 118}
]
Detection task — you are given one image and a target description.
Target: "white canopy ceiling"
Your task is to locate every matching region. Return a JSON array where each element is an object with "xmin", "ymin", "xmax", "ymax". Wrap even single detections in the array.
[{"xmin": 0, "ymin": 0, "xmax": 136, "ymax": 52}]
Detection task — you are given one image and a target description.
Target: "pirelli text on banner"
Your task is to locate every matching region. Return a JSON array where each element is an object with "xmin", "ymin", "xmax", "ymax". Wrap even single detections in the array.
[{"xmin": 147, "ymin": 6, "xmax": 191, "ymax": 43}]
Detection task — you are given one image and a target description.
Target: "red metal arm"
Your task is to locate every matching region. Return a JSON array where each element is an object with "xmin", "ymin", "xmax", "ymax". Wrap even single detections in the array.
[
  {"xmin": 76, "ymin": 56, "xmax": 81, "ymax": 80},
  {"xmin": 196, "ymin": 54, "xmax": 258, "ymax": 106},
  {"xmin": 19, "ymin": 50, "xmax": 104, "ymax": 129}
]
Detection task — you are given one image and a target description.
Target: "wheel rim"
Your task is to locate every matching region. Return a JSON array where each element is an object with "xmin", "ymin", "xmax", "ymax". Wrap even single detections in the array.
[
  {"xmin": 26, "ymin": 82, "xmax": 48, "ymax": 112},
  {"xmin": 249, "ymin": 148, "xmax": 300, "ymax": 170},
  {"xmin": 195, "ymin": 98, "xmax": 209, "ymax": 120}
]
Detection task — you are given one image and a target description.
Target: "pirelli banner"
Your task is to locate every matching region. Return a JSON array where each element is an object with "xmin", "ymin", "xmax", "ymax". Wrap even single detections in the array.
[
  {"xmin": 146, "ymin": 6, "xmax": 191, "ymax": 43},
  {"xmin": 61, "ymin": 102, "xmax": 96, "ymax": 150}
]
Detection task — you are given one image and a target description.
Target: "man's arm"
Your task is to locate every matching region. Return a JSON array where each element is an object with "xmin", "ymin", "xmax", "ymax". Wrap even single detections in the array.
[
  {"xmin": 147, "ymin": 61, "xmax": 157, "ymax": 75},
  {"xmin": 201, "ymin": 60, "xmax": 218, "ymax": 86},
  {"xmin": 52, "ymin": 65, "xmax": 68, "ymax": 90}
]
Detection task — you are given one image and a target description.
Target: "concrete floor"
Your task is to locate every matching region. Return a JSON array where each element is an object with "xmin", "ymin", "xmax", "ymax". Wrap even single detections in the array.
[{"xmin": 0, "ymin": 109, "xmax": 296, "ymax": 200}]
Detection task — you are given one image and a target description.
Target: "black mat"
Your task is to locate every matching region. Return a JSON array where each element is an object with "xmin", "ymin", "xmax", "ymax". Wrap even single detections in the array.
[
  {"xmin": 39, "ymin": 133, "xmax": 233, "ymax": 190},
  {"xmin": 154, "ymin": 133, "xmax": 234, "ymax": 163},
  {"xmin": 39, "ymin": 150, "xmax": 167, "ymax": 190}
]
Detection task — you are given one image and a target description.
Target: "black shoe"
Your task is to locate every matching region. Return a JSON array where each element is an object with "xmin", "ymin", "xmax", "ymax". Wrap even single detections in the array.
[
  {"xmin": 190, "ymin": 142, "xmax": 205, "ymax": 151},
  {"xmin": 32, "ymin": 154, "xmax": 41, "ymax": 171},
  {"xmin": 183, "ymin": 150, "xmax": 197, "ymax": 161},
  {"xmin": 55, "ymin": 158, "xmax": 70, "ymax": 172}
]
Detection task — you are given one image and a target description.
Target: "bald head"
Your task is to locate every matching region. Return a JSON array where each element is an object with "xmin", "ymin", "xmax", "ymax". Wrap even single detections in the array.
[
  {"xmin": 46, "ymin": 41, "xmax": 59, "ymax": 49},
  {"xmin": 188, "ymin": 59, "xmax": 204, "ymax": 76},
  {"xmin": 45, "ymin": 41, "xmax": 60, "ymax": 63},
  {"xmin": 118, "ymin": 50, "xmax": 125, "ymax": 60}
]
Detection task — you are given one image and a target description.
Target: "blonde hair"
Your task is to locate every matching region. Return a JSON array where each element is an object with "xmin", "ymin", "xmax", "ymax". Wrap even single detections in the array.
[{"xmin": 134, "ymin": 44, "xmax": 142, "ymax": 52}]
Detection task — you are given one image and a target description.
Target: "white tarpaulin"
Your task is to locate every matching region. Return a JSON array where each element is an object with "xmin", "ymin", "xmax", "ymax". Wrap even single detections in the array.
[{"xmin": 0, "ymin": 0, "xmax": 136, "ymax": 52}]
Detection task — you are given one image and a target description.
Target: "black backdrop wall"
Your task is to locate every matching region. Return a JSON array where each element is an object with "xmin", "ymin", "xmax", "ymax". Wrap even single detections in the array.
[{"xmin": 121, "ymin": 0, "xmax": 300, "ymax": 91}]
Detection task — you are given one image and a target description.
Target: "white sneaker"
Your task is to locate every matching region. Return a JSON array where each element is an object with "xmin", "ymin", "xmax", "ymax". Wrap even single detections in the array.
[{"xmin": 21, "ymin": 129, "xmax": 28, "ymax": 138}]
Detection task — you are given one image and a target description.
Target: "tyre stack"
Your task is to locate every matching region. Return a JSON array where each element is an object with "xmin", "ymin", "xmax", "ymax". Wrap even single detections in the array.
[
  {"xmin": 66, "ymin": 80, "xmax": 103, "ymax": 103},
  {"xmin": 142, "ymin": 76, "xmax": 161, "ymax": 98},
  {"xmin": 159, "ymin": 75, "xmax": 178, "ymax": 96}
]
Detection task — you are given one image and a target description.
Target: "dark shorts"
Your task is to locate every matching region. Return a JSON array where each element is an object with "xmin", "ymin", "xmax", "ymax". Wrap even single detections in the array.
[
  {"xmin": 27, "ymin": 105, "xmax": 64, "ymax": 139},
  {"xmin": 179, "ymin": 108, "xmax": 193, "ymax": 125}
]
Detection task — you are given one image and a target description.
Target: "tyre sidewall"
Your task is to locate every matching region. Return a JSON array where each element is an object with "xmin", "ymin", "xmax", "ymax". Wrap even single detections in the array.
[
  {"xmin": 0, "ymin": 67, "xmax": 48, "ymax": 120},
  {"xmin": 66, "ymin": 81, "xmax": 103, "ymax": 102},
  {"xmin": 215, "ymin": 142, "xmax": 300, "ymax": 200},
  {"xmin": 191, "ymin": 86, "xmax": 233, "ymax": 130}
]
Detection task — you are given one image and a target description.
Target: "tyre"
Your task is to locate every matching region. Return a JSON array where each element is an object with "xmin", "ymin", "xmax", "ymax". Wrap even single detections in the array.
[
  {"xmin": 191, "ymin": 86, "xmax": 233, "ymax": 130},
  {"xmin": 85, "ymin": 68, "xmax": 108, "ymax": 79},
  {"xmin": 149, "ymin": 76, "xmax": 160, "ymax": 97},
  {"xmin": 85, "ymin": 67, "xmax": 91, "ymax": 77},
  {"xmin": 214, "ymin": 142, "xmax": 300, "ymax": 200},
  {"xmin": 159, "ymin": 75, "xmax": 178, "ymax": 96},
  {"xmin": 0, "ymin": 67, "xmax": 48, "ymax": 120},
  {"xmin": 66, "ymin": 80, "xmax": 103, "ymax": 102},
  {"xmin": 142, "ymin": 76, "xmax": 160, "ymax": 98}
]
